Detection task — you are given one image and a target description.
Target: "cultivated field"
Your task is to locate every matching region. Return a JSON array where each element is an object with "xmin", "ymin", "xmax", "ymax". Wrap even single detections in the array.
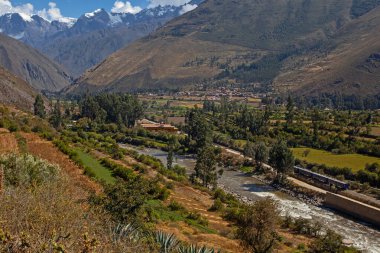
[
  {"xmin": 292, "ymin": 148, "xmax": 380, "ymax": 171},
  {"xmin": 74, "ymin": 148, "xmax": 115, "ymax": 184}
]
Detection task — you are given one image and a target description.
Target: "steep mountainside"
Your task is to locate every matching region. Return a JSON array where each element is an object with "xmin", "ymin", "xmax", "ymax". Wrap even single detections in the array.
[
  {"xmin": 0, "ymin": 34, "xmax": 71, "ymax": 91},
  {"xmin": 40, "ymin": 7, "xmax": 180, "ymax": 77},
  {"xmin": 70, "ymin": 0, "xmax": 380, "ymax": 96},
  {"xmin": 0, "ymin": 66, "xmax": 38, "ymax": 111},
  {"xmin": 274, "ymin": 5, "xmax": 380, "ymax": 96},
  {"xmin": 0, "ymin": 2, "xmax": 202, "ymax": 77}
]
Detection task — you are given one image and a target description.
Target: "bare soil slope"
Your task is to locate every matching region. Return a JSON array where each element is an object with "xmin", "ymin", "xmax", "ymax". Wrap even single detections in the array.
[
  {"xmin": 0, "ymin": 34, "xmax": 71, "ymax": 91},
  {"xmin": 0, "ymin": 66, "xmax": 38, "ymax": 111}
]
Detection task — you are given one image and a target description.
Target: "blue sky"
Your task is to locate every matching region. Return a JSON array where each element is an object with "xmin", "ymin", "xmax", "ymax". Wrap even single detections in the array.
[
  {"xmin": 0, "ymin": 0, "xmax": 196, "ymax": 22},
  {"xmin": 0, "ymin": 0, "xmax": 193, "ymax": 22},
  {"xmin": 10, "ymin": 0, "xmax": 149, "ymax": 18}
]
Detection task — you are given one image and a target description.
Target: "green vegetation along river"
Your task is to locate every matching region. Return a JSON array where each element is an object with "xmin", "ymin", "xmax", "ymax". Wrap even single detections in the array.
[{"xmin": 120, "ymin": 144, "xmax": 380, "ymax": 253}]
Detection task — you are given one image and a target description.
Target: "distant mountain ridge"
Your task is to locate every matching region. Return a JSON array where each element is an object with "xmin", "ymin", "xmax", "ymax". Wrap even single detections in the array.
[
  {"xmin": 0, "ymin": 1, "xmax": 203, "ymax": 77},
  {"xmin": 69, "ymin": 0, "xmax": 380, "ymax": 97},
  {"xmin": 0, "ymin": 66, "xmax": 38, "ymax": 111},
  {"xmin": 0, "ymin": 34, "xmax": 71, "ymax": 92}
]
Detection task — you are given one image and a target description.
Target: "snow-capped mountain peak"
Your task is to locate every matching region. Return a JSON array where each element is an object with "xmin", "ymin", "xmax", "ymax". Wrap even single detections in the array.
[{"xmin": 84, "ymin": 8, "xmax": 104, "ymax": 18}]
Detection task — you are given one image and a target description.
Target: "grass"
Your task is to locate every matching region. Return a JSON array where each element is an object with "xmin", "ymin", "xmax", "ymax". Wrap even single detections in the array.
[
  {"xmin": 74, "ymin": 148, "xmax": 115, "ymax": 184},
  {"xmin": 240, "ymin": 166, "xmax": 254, "ymax": 173},
  {"xmin": 292, "ymin": 148, "xmax": 380, "ymax": 171},
  {"xmin": 146, "ymin": 200, "xmax": 216, "ymax": 234}
]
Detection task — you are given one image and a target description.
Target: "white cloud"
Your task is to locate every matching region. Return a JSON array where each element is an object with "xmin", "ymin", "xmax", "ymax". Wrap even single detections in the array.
[
  {"xmin": 111, "ymin": 1, "xmax": 142, "ymax": 14},
  {"xmin": 179, "ymin": 3, "xmax": 197, "ymax": 14},
  {"xmin": 0, "ymin": 0, "xmax": 74, "ymax": 23},
  {"xmin": 148, "ymin": 0, "xmax": 191, "ymax": 8},
  {"xmin": 0, "ymin": 0, "xmax": 34, "ymax": 16},
  {"xmin": 37, "ymin": 2, "xmax": 75, "ymax": 23}
]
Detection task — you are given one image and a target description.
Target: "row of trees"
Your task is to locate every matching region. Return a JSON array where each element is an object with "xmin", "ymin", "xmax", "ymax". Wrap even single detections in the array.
[
  {"xmin": 79, "ymin": 93, "xmax": 143, "ymax": 127},
  {"xmin": 33, "ymin": 93, "xmax": 144, "ymax": 129},
  {"xmin": 34, "ymin": 95, "xmax": 65, "ymax": 129}
]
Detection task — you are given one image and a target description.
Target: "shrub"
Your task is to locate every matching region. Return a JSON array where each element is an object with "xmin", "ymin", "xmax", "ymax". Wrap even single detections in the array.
[
  {"xmin": 213, "ymin": 188, "xmax": 239, "ymax": 207},
  {"xmin": 0, "ymin": 153, "xmax": 59, "ymax": 188},
  {"xmin": 209, "ymin": 199, "xmax": 224, "ymax": 212},
  {"xmin": 168, "ymin": 201, "xmax": 185, "ymax": 211},
  {"xmin": 186, "ymin": 212, "xmax": 208, "ymax": 226},
  {"xmin": 100, "ymin": 158, "xmax": 136, "ymax": 181},
  {"xmin": 173, "ymin": 165, "xmax": 187, "ymax": 176},
  {"xmin": 7, "ymin": 122, "xmax": 19, "ymax": 132},
  {"xmin": 158, "ymin": 186, "xmax": 170, "ymax": 201}
]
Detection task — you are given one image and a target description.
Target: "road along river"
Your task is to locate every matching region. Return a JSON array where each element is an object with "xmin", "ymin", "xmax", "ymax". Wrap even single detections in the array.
[{"xmin": 120, "ymin": 144, "xmax": 380, "ymax": 252}]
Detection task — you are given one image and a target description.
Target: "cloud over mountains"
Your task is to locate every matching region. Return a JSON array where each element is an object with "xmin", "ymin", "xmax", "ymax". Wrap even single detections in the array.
[
  {"xmin": 0, "ymin": 0, "xmax": 73, "ymax": 22},
  {"xmin": 111, "ymin": 1, "xmax": 142, "ymax": 14}
]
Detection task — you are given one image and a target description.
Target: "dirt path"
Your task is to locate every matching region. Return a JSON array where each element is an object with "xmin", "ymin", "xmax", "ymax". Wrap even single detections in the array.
[
  {"xmin": 288, "ymin": 177, "xmax": 327, "ymax": 194},
  {"xmin": 21, "ymin": 133, "xmax": 101, "ymax": 194}
]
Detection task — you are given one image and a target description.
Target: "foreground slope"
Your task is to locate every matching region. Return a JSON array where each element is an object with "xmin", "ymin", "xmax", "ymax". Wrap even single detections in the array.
[
  {"xmin": 0, "ymin": 66, "xmax": 38, "ymax": 111},
  {"xmin": 71, "ymin": 0, "xmax": 380, "ymax": 96},
  {"xmin": 0, "ymin": 34, "xmax": 71, "ymax": 91}
]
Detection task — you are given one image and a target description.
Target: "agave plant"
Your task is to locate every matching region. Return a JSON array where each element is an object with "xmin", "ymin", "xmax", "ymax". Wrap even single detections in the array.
[
  {"xmin": 155, "ymin": 231, "xmax": 179, "ymax": 253},
  {"xmin": 111, "ymin": 223, "xmax": 140, "ymax": 243},
  {"xmin": 177, "ymin": 244, "xmax": 221, "ymax": 253}
]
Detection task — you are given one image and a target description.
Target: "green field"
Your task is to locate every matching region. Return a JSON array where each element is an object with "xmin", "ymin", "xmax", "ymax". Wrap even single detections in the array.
[
  {"xmin": 292, "ymin": 148, "xmax": 380, "ymax": 171},
  {"xmin": 75, "ymin": 148, "xmax": 115, "ymax": 184}
]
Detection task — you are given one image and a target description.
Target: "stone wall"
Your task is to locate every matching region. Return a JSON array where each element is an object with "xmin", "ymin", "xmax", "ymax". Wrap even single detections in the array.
[{"xmin": 325, "ymin": 192, "xmax": 380, "ymax": 228}]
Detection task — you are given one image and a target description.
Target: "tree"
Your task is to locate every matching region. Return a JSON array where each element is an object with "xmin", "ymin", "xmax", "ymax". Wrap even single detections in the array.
[
  {"xmin": 244, "ymin": 141, "xmax": 255, "ymax": 158},
  {"xmin": 311, "ymin": 109, "xmax": 321, "ymax": 144},
  {"xmin": 285, "ymin": 96, "xmax": 295, "ymax": 128},
  {"xmin": 308, "ymin": 229, "xmax": 346, "ymax": 253},
  {"xmin": 237, "ymin": 198, "xmax": 280, "ymax": 253},
  {"xmin": 79, "ymin": 94, "xmax": 143, "ymax": 127},
  {"xmin": 185, "ymin": 109, "xmax": 212, "ymax": 152},
  {"xmin": 94, "ymin": 177, "xmax": 151, "ymax": 225},
  {"xmin": 192, "ymin": 145, "xmax": 219, "ymax": 188},
  {"xmin": 50, "ymin": 100, "xmax": 62, "ymax": 129},
  {"xmin": 167, "ymin": 149, "xmax": 174, "ymax": 170},
  {"xmin": 254, "ymin": 142, "xmax": 268, "ymax": 171},
  {"xmin": 33, "ymin": 95, "xmax": 46, "ymax": 118},
  {"xmin": 269, "ymin": 141, "xmax": 294, "ymax": 183}
]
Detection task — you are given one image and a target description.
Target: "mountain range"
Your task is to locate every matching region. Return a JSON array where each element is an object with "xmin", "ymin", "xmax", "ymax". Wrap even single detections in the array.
[
  {"xmin": 0, "ymin": 66, "xmax": 38, "ymax": 111},
  {"xmin": 0, "ymin": 33, "xmax": 71, "ymax": 92},
  {"xmin": 69, "ymin": 0, "xmax": 380, "ymax": 97},
  {"xmin": 0, "ymin": 1, "xmax": 202, "ymax": 77},
  {"xmin": 0, "ymin": 0, "xmax": 380, "ymax": 108}
]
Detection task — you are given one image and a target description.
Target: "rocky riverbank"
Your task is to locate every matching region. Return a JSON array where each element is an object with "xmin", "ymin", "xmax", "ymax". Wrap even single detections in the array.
[{"xmin": 218, "ymin": 171, "xmax": 324, "ymax": 207}]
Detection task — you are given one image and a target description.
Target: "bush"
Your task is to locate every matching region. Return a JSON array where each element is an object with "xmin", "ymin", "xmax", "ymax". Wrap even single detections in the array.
[
  {"xmin": 168, "ymin": 201, "xmax": 185, "ymax": 211},
  {"xmin": 186, "ymin": 212, "xmax": 208, "ymax": 226},
  {"xmin": 133, "ymin": 163, "xmax": 147, "ymax": 173},
  {"xmin": 172, "ymin": 165, "xmax": 186, "ymax": 176},
  {"xmin": 209, "ymin": 198, "xmax": 224, "ymax": 212},
  {"xmin": 7, "ymin": 122, "xmax": 19, "ymax": 132},
  {"xmin": 166, "ymin": 182, "xmax": 174, "ymax": 190},
  {"xmin": 100, "ymin": 158, "xmax": 136, "ymax": 181},
  {"xmin": 157, "ymin": 186, "xmax": 170, "ymax": 201},
  {"xmin": 223, "ymin": 207, "xmax": 243, "ymax": 222},
  {"xmin": 0, "ymin": 153, "xmax": 59, "ymax": 188},
  {"xmin": 213, "ymin": 188, "xmax": 239, "ymax": 207}
]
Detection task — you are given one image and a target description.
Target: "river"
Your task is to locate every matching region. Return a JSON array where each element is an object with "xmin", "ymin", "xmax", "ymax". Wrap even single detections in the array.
[{"xmin": 120, "ymin": 144, "xmax": 380, "ymax": 252}]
